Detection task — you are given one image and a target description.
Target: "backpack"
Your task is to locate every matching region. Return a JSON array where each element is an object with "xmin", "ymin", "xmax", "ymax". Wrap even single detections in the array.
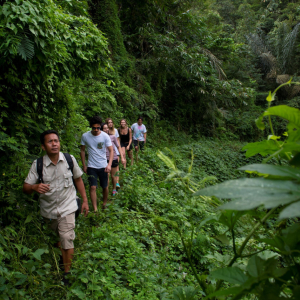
[{"xmin": 36, "ymin": 153, "xmax": 81, "ymax": 218}]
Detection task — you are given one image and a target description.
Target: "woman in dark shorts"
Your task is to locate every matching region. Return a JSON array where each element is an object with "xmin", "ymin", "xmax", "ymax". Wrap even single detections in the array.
[
  {"xmin": 106, "ymin": 117, "xmax": 121, "ymax": 189},
  {"xmin": 102, "ymin": 124, "xmax": 125, "ymax": 196},
  {"xmin": 118, "ymin": 119, "xmax": 133, "ymax": 169}
]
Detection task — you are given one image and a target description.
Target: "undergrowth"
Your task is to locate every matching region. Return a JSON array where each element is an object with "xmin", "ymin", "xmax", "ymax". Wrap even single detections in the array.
[{"xmin": 0, "ymin": 138, "xmax": 261, "ymax": 299}]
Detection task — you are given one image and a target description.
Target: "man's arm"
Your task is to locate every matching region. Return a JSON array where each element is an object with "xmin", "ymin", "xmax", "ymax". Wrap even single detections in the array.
[
  {"xmin": 80, "ymin": 145, "xmax": 87, "ymax": 173},
  {"xmin": 23, "ymin": 182, "xmax": 50, "ymax": 195},
  {"xmin": 143, "ymin": 132, "xmax": 147, "ymax": 143},
  {"xmin": 105, "ymin": 146, "xmax": 113, "ymax": 173},
  {"xmin": 73, "ymin": 177, "xmax": 89, "ymax": 217}
]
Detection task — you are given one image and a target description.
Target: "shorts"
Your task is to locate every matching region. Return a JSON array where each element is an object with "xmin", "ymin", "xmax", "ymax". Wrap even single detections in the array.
[
  {"xmin": 45, "ymin": 212, "xmax": 75, "ymax": 250},
  {"xmin": 87, "ymin": 167, "xmax": 108, "ymax": 188},
  {"xmin": 133, "ymin": 140, "xmax": 145, "ymax": 151},
  {"xmin": 108, "ymin": 159, "xmax": 119, "ymax": 168},
  {"xmin": 120, "ymin": 142, "xmax": 132, "ymax": 150}
]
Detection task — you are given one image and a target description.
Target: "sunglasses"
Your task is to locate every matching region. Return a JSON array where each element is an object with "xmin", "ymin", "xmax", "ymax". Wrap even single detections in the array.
[{"xmin": 92, "ymin": 127, "xmax": 101, "ymax": 130}]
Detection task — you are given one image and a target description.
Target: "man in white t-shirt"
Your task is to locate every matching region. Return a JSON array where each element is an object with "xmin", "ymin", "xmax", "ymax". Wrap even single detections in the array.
[
  {"xmin": 131, "ymin": 117, "xmax": 147, "ymax": 161},
  {"xmin": 80, "ymin": 116, "xmax": 113, "ymax": 211}
]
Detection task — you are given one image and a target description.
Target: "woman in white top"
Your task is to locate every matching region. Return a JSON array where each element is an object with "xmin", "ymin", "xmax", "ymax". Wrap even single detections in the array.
[{"xmin": 106, "ymin": 118, "xmax": 121, "ymax": 189}]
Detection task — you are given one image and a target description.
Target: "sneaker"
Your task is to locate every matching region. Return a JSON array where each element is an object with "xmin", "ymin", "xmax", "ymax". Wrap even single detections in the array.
[
  {"xmin": 116, "ymin": 183, "xmax": 120, "ymax": 189},
  {"xmin": 112, "ymin": 190, "xmax": 117, "ymax": 196}
]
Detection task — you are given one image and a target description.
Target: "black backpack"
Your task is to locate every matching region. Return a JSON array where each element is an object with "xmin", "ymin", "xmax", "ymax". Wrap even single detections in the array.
[{"xmin": 36, "ymin": 153, "xmax": 81, "ymax": 218}]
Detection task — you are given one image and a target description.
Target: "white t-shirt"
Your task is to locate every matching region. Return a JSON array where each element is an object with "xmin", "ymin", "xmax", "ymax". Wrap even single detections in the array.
[
  {"xmin": 131, "ymin": 123, "xmax": 147, "ymax": 141},
  {"xmin": 113, "ymin": 129, "xmax": 120, "ymax": 156},
  {"xmin": 81, "ymin": 131, "xmax": 112, "ymax": 169}
]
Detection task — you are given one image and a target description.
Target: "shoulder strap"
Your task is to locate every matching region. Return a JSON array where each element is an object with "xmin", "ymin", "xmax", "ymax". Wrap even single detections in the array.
[
  {"xmin": 36, "ymin": 157, "xmax": 44, "ymax": 183},
  {"xmin": 63, "ymin": 153, "xmax": 74, "ymax": 175},
  {"xmin": 63, "ymin": 153, "xmax": 77, "ymax": 190}
]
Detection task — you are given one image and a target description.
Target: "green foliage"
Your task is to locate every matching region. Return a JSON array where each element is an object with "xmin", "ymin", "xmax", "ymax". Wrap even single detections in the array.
[
  {"xmin": 194, "ymin": 83, "xmax": 300, "ymax": 299},
  {"xmin": 1, "ymin": 0, "xmax": 300, "ymax": 298}
]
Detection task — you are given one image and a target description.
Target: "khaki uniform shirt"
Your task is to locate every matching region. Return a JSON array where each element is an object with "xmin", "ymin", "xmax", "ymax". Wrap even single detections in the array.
[{"xmin": 25, "ymin": 152, "xmax": 83, "ymax": 219}]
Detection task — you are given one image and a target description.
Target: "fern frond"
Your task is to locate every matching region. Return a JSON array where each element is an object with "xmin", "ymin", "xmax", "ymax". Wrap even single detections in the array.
[
  {"xmin": 157, "ymin": 150, "xmax": 176, "ymax": 170},
  {"xmin": 17, "ymin": 32, "xmax": 35, "ymax": 60}
]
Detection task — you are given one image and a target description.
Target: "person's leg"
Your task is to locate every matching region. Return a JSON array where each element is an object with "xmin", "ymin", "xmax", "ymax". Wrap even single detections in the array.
[
  {"xmin": 102, "ymin": 187, "xmax": 108, "ymax": 208},
  {"xmin": 61, "ymin": 248, "xmax": 74, "ymax": 273},
  {"xmin": 120, "ymin": 147, "xmax": 127, "ymax": 169},
  {"xmin": 139, "ymin": 141, "xmax": 145, "ymax": 151},
  {"xmin": 99, "ymin": 168, "xmax": 109, "ymax": 209},
  {"xmin": 116, "ymin": 156, "xmax": 120, "ymax": 187},
  {"xmin": 128, "ymin": 149, "xmax": 134, "ymax": 165},
  {"xmin": 133, "ymin": 140, "xmax": 139, "ymax": 162},
  {"xmin": 87, "ymin": 168, "xmax": 98, "ymax": 211},
  {"xmin": 111, "ymin": 167, "xmax": 117, "ymax": 193},
  {"xmin": 90, "ymin": 186, "xmax": 97, "ymax": 211},
  {"xmin": 57, "ymin": 213, "xmax": 75, "ymax": 274}
]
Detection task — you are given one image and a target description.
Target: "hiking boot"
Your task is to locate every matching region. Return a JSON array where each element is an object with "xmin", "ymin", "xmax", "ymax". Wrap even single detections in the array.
[{"xmin": 62, "ymin": 272, "xmax": 71, "ymax": 287}]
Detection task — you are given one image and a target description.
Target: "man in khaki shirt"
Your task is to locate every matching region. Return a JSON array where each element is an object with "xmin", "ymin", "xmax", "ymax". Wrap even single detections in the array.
[{"xmin": 23, "ymin": 130, "xmax": 89, "ymax": 285}]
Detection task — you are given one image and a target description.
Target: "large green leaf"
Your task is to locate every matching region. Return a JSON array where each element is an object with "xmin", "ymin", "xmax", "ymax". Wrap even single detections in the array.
[
  {"xmin": 260, "ymin": 224, "xmax": 300, "ymax": 253},
  {"xmin": 246, "ymin": 255, "xmax": 279, "ymax": 278},
  {"xmin": 256, "ymin": 105, "xmax": 300, "ymax": 130},
  {"xmin": 279, "ymin": 201, "xmax": 300, "ymax": 219},
  {"xmin": 210, "ymin": 267, "xmax": 248, "ymax": 284},
  {"xmin": 242, "ymin": 140, "xmax": 279, "ymax": 157},
  {"xmin": 239, "ymin": 164, "xmax": 300, "ymax": 180},
  {"xmin": 246, "ymin": 255, "xmax": 265, "ymax": 277},
  {"xmin": 194, "ymin": 178, "xmax": 300, "ymax": 211},
  {"xmin": 287, "ymin": 122, "xmax": 300, "ymax": 143},
  {"xmin": 32, "ymin": 248, "xmax": 45, "ymax": 261}
]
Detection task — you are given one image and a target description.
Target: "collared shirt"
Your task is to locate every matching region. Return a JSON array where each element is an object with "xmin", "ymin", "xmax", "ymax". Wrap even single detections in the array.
[{"xmin": 25, "ymin": 152, "xmax": 83, "ymax": 219}]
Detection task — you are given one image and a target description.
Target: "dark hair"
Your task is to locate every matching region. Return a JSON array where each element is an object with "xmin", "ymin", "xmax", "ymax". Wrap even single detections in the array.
[
  {"xmin": 101, "ymin": 123, "xmax": 108, "ymax": 131},
  {"xmin": 137, "ymin": 116, "xmax": 143, "ymax": 121},
  {"xmin": 90, "ymin": 116, "xmax": 102, "ymax": 127},
  {"xmin": 40, "ymin": 130, "xmax": 60, "ymax": 145}
]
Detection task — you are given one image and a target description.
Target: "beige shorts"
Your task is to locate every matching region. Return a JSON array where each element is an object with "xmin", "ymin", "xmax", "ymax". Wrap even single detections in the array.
[{"xmin": 46, "ymin": 212, "xmax": 75, "ymax": 250}]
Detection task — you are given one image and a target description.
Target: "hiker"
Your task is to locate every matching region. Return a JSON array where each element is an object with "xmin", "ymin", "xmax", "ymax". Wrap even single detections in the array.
[
  {"xmin": 80, "ymin": 116, "xmax": 113, "ymax": 211},
  {"xmin": 118, "ymin": 119, "xmax": 133, "ymax": 169},
  {"xmin": 106, "ymin": 118, "xmax": 121, "ymax": 189},
  {"xmin": 131, "ymin": 117, "xmax": 147, "ymax": 161},
  {"xmin": 102, "ymin": 123, "xmax": 125, "ymax": 196},
  {"xmin": 23, "ymin": 130, "xmax": 89, "ymax": 285}
]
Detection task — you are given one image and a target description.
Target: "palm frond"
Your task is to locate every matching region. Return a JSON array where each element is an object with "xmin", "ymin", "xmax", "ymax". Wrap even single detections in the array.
[
  {"xmin": 201, "ymin": 48, "xmax": 227, "ymax": 80},
  {"xmin": 245, "ymin": 33, "xmax": 277, "ymax": 76},
  {"xmin": 282, "ymin": 23, "xmax": 300, "ymax": 73},
  {"xmin": 274, "ymin": 22, "xmax": 289, "ymax": 68}
]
